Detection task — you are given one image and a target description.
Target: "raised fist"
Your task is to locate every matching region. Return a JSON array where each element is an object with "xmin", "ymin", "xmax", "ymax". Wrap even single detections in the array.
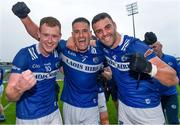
[
  {"xmin": 12, "ymin": 2, "xmax": 30, "ymax": 19},
  {"xmin": 125, "ymin": 53, "xmax": 152, "ymax": 74}
]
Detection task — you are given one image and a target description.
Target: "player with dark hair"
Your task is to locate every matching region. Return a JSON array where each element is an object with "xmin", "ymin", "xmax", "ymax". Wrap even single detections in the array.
[
  {"xmin": 66, "ymin": 12, "xmax": 179, "ymax": 124},
  {"xmin": 6, "ymin": 16, "xmax": 63, "ymax": 125},
  {"xmin": 11, "ymin": 2, "xmax": 110, "ymax": 124},
  {"xmin": 91, "ymin": 12, "xmax": 178, "ymax": 124},
  {"xmin": 144, "ymin": 32, "xmax": 180, "ymax": 125}
]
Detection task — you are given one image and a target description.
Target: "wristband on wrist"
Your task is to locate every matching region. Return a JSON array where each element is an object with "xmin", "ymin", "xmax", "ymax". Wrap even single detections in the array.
[
  {"xmin": 148, "ymin": 64, "xmax": 157, "ymax": 77},
  {"xmin": 98, "ymin": 92, "xmax": 107, "ymax": 113}
]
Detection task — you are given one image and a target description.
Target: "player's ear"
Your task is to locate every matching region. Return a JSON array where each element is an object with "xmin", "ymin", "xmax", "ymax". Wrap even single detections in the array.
[{"xmin": 113, "ymin": 21, "xmax": 117, "ymax": 30}]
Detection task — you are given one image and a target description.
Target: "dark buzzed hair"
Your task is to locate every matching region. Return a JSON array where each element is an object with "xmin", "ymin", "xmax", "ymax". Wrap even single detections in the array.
[
  {"xmin": 92, "ymin": 12, "xmax": 113, "ymax": 25},
  {"xmin": 40, "ymin": 16, "xmax": 61, "ymax": 31},
  {"xmin": 72, "ymin": 17, "xmax": 90, "ymax": 27}
]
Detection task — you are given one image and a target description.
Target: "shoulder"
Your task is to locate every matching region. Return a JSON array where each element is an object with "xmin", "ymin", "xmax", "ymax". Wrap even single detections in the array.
[
  {"xmin": 12, "ymin": 45, "xmax": 36, "ymax": 72},
  {"xmin": 123, "ymin": 35, "xmax": 149, "ymax": 51},
  {"xmin": 15, "ymin": 45, "xmax": 34, "ymax": 59},
  {"xmin": 162, "ymin": 54, "xmax": 178, "ymax": 68},
  {"xmin": 57, "ymin": 39, "xmax": 67, "ymax": 52},
  {"xmin": 163, "ymin": 54, "xmax": 176, "ymax": 60}
]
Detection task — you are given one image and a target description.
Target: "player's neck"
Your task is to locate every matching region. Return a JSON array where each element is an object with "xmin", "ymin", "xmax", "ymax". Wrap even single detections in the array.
[
  {"xmin": 111, "ymin": 32, "xmax": 121, "ymax": 49},
  {"xmin": 38, "ymin": 44, "xmax": 50, "ymax": 57}
]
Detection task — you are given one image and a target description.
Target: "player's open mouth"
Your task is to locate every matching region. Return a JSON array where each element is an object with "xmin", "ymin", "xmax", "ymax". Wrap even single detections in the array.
[{"xmin": 79, "ymin": 39, "xmax": 86, "ymax": 45}]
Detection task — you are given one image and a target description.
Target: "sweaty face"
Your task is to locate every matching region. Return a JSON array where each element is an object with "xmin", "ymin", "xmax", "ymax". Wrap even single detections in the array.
[
  {"xmin": 72, "ymin": 22, "xmax": 91, "ymax": 53},
  {"xmin": 38, "ymin": 23, "xmax": 61, "ymax": 56},
  {"xmin": 92, "ymin": 17, "xmax": 117, "ymax": 48}
]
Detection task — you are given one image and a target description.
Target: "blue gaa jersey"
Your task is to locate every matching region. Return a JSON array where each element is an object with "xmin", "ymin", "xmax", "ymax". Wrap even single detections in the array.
[
  {"xmin": 157, "ymin": 54, "xmax": 179, "ymax": 95},
  {"xmin": 97, "ymin": 34, "xmax": 161, "ymax": 108},
  {"xmin": 57, "ymin": 40, "xmax": 105, "ymax": 108},
  {"xmin": 11, "ymin": 44, "xmax": 60, "ymax": 119}
]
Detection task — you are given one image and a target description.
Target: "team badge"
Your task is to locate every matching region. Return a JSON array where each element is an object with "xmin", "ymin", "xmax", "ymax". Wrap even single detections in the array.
[
  {"xmin": 55, "ymin": 62, "xmax": 60, "ymax": 68},
  {"xmin": 93, "ymin": 57, "xmax": 99, "ymax": 63}
]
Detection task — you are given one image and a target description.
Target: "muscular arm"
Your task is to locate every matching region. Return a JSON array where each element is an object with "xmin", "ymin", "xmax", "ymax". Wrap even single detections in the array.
[
  {"xmin": 21, "ymin": 16, "xmax": 39, "ymax": 41},
  {"xmin": 150, "ymin": 56, "xmax": 179, "ymax": 86},
  {"xmin": 6, "ymin": 73, "xmax": 24, "ymax": 101}
]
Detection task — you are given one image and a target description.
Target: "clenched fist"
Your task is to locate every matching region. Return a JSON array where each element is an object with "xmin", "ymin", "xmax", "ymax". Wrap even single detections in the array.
[
  {"xmin": 12, "ymin": 2, "xmax": 30, "ymax": 19},
  {"xmin": 15, "ymin": 70, "xmax": 36, "ymax": 93}
]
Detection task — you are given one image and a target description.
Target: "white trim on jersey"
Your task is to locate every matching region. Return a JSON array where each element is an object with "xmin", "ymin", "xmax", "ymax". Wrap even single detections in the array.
[
  {"xmin": 61, "ymin": 53, "xmax": 103, "ymax": 73},
  {"xmin": 28, "ymin": 46, "xmax": 38, "ymax": 60},
  {"xmin": 33, "ymin": 69, "xmax": 59, "ymax": 81},
  {"xmin": 91, "ymin": 47, "xmax": 97, "ymax": 54},
  {"xmin": 121, "ymin": 39, "xmax": 130, "ymax": 51},
  {"xmin": 53, "ymin": 50, "xmax": 58, "ymax": 58},
  {"xmin": 105, "ymin": 56, "xmax": 129, "ymax": 71}
]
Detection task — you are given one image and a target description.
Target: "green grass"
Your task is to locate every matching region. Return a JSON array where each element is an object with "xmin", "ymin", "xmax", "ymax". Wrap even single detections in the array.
[
  {"xmin": 1, "ymin": 81, "xmax": 117, "ymax": 124},
  {"xmin": 1, "ymin": 81, "xmax": 180, "ymax": 124}
]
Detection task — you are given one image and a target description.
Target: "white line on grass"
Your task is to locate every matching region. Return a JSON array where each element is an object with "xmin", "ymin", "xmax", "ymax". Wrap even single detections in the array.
[{"xmin": 4, "ymin": 102, "xmax": 12, "ymax": 111}]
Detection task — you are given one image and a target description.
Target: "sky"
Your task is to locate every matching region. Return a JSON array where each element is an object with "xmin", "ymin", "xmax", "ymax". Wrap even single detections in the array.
[{"xmin": 0, "ymin": 0, "xmax": 180, "ymax": 62}]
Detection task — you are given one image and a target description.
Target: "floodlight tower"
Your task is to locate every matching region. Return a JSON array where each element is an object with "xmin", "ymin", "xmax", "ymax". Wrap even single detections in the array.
[{"xmin": 126, "ymin": 2, "xmax": 138, "ymax": 37}]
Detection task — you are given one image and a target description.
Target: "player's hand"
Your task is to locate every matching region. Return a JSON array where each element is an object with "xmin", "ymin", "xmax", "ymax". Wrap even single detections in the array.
[
  {"xmin": 100, "ymin": 111, "xmax": 109, "ymax": 125},
  {"xmin": 15, "ymin": 70, "xmax": 36, "ymax": 93},
  {"xmin": 12, "ymin": 2, "xmax": 30, "ymax": 19},
  {"xmin": 102, "ymin": 67, "xmax": 112, "ymax": 80},
  {"xmin": 66, "ymin": 37, "xmax": 77, "ymax": 52},
  {"xmin": 97, "ymin": 73, "xmax": 106, "ymax": 85},
  {"xmin": 126, "ymin": 53, "xmax": 152, "ymax": 74}
]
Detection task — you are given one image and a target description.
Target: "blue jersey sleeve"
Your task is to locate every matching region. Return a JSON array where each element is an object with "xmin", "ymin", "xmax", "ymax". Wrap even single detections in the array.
[
  {"xmin": 57, "ymin": 39, "xmax": 67, "ymax": 53},
  {"xmin": 95, "ymin": 40, "xmax": 105, "ymax": 52},
  {"xmin": 127, "ymin": 37, "xmax": 156, "ymax": 60},
  {"xmin": 170, "ymin": 55, "xmax": 179, "ymax": 70},
  {"xmin": 11, "ymin": 48, "xmax": 29, "ymax": 74}
]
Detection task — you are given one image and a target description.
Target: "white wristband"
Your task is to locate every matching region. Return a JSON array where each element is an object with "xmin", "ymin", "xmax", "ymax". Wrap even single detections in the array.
[
  {"xmin": 148, "ymin": 64, "xmax": 157, "ymax": 77},
  {"xmin": 98, "ymin": 92, "xmax": 107, "ymax": 113}
]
